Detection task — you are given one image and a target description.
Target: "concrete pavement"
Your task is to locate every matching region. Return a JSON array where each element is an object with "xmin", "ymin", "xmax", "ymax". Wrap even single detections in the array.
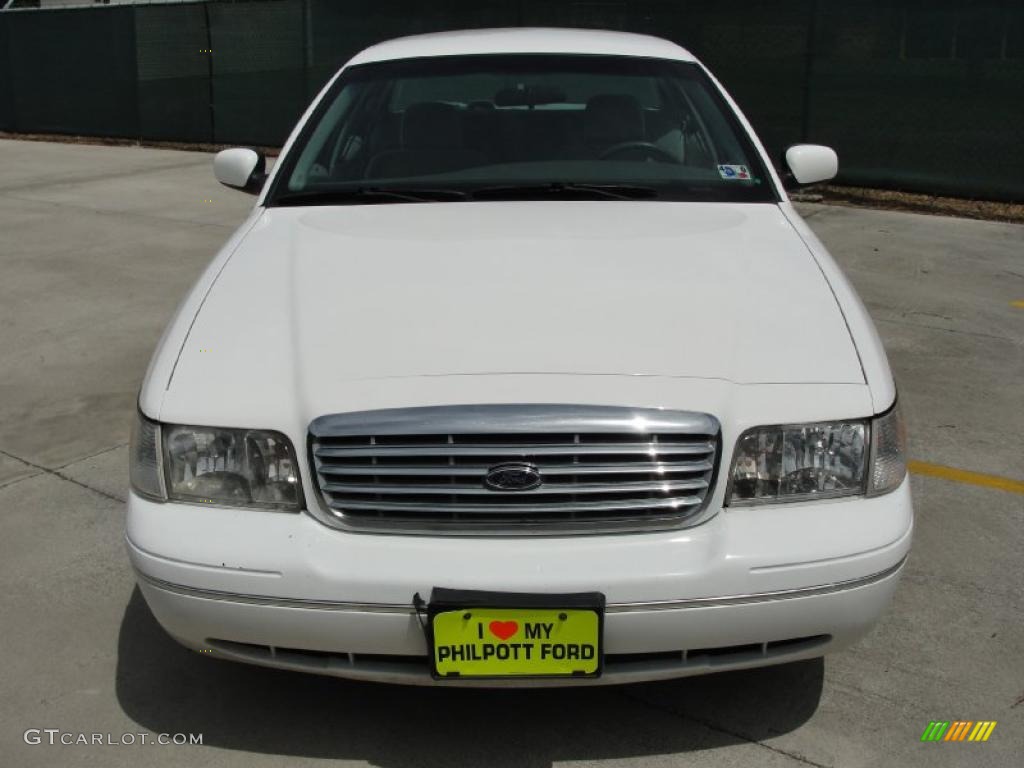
[{"xmin": 0, "ymin": 138, "xmax": 1021, "ymax": 767}]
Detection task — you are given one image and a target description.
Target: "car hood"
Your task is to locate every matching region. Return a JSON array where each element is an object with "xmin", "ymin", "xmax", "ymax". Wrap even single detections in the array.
[{"xmin": 162, "ymin": 202, "xmax": 863, "ymax": 419}]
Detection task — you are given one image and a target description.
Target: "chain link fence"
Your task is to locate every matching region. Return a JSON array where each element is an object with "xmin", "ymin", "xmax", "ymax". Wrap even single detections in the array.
[{"xmin": 0, "ymin": 0, "xmax": 1021, "ymax": 200}]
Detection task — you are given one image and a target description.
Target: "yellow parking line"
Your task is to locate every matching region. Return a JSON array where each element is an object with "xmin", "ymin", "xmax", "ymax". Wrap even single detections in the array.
[
  {"xmin": 908, "ymin": 460, "xmax": 1024, "ymax": 495},
  {"xmin": 1011, "ymin": 300, "xmax": 1024, "ymax": 308}
]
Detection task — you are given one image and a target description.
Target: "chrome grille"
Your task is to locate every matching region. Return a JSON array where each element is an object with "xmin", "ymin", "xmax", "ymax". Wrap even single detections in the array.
[{"xmin": 309, "ymin": 405, "xmax": 720, "ymax": 535}]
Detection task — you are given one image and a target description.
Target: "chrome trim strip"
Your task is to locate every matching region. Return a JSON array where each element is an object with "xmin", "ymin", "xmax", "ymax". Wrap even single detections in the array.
[
  {"xmin": 310, "ymin": 404, "xmax": 719, "ymax": 437},
  {"xmin": 322, "ymin": 477, "xmax": 709, "ymax": 496},
  {"xmin": 317, "ymin": 459, "xmax": 715, "ymax": 477},
  {"xmin": 323, "ymin": 495, "xmax": 704, "ymax": 514},
  {"xmin": 134, "ymin": 556, "xmax": 906, "ymax": 615},
  {"xmin": 134, "ymin": 569, "xmax": 413, "ymax": 614},
  {"xmin": 607, "ymin": 557, "xmax": 907, "ymax": 612},
  {"xmin": 314, "ymin": 442, "xmax": 715, "ymax": 458}
]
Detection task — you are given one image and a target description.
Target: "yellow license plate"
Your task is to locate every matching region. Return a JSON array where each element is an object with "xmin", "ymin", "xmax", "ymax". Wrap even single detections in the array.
[{"xmin": 432, "ymin": 607, "xmax": 602, "ymax": 678}]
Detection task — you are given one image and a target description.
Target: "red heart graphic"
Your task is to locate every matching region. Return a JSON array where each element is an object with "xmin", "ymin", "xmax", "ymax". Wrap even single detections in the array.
[{"xmin": 489, "ymin": 620, "xmax": 518, "ymax": 641}]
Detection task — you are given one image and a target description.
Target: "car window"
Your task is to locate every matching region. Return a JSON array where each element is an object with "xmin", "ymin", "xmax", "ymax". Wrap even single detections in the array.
[{"xmin": 270, "ymin": 54, "xmax": 777, "ymax": 204}]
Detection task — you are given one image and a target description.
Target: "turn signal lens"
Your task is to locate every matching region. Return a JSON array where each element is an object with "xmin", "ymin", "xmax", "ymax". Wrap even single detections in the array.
[
  {"xmin": 129, "ymin": 410, "xmax": 166, "ymax": 502},
  {"xmin": 868, "ymin": 403, "xmax": 907, "ymax": 496}
]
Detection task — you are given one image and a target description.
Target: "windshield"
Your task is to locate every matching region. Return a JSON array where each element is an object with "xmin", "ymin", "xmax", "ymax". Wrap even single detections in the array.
[{"xmin": 267, "ymin": 54, "xmax": 777, "ymax": 205}]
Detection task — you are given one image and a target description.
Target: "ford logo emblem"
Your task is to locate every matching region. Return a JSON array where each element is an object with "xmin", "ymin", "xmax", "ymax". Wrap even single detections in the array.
[{"xmin": 483, "ymin": 463, "xmax": 542, "ymax": 492}]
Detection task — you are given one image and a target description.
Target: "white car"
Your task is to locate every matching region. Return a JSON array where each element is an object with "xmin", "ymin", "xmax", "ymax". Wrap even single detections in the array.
[{"xmin": 128, "ymin": 28, "xmax": 912, "ymax": 686}]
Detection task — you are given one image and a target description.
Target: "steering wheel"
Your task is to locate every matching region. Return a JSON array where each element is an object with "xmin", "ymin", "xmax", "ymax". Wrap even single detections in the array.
[{"xmin": 599, "ymin": 141, "xmax": 680, "ymax": 163}]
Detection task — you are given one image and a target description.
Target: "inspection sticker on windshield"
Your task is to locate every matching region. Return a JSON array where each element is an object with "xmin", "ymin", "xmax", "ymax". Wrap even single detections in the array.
[{"xmin": 717, "ymin": 164, "xmax": 751, "ymax": 180}]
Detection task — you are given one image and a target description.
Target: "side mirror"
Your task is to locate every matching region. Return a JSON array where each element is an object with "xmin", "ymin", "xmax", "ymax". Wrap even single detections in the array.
[
  {"xmin": 784, "ymin": 144, "xmax": 838, "ymax": 185},
  {"xmin": 213, "ymin": 148, "xmax": 267, "ymax": 194}
]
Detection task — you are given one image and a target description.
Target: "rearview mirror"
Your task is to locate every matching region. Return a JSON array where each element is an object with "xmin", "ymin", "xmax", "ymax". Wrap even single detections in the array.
[
  {"xmin": 213, "ymin": 148, "xmax": 266, "ymax": 194},
  {"xmin": 784, "ymin": 144, "xmax": 838, "ymax": 185},
  {"xmin": 494, "ymin": 84, "xmax": 567, "ymax": 107}
]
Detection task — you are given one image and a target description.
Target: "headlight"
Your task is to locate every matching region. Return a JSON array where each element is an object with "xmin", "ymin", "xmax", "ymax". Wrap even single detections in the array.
[
  {"xmin": 727, "ymin": 402, "xmax": 906, "ymax": 505},
  {"xmin": 129, "ymin": 411, "xmax": 301, "ymax": 511}
]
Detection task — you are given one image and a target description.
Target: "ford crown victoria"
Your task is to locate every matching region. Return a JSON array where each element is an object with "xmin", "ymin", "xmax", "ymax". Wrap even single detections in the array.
[{"xmin": 127, "ymin": 28, "xmax": 912, "ymax": 685}]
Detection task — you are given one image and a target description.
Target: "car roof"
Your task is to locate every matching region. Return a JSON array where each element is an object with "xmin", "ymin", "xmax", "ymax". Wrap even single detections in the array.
[{"xmin": 346, "ymin": 27, "xmax": 697, "ymax": 67}]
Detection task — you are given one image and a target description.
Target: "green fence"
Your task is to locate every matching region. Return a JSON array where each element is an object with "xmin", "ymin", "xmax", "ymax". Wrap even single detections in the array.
[{"xmin": 0, "ymin": 0, "xmax": 1021, "ymax": 200}]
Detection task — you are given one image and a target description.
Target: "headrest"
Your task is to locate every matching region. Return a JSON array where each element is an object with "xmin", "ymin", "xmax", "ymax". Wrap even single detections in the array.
[
  {"xmin": 402, "ymin": 102, "xmax": 464, "ymax": 149},
  {"xmin": 584, "ymin": 94, "xmax": 645, "ymax": 147}
]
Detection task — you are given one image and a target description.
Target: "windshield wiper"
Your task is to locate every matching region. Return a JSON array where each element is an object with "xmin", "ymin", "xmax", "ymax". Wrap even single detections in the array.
[
  {"xmin": 470, "ymin": 182, "xmax": 659, "ymax": 201},
  {"xmin": 273, "ymin": 186, "xmax": 468, "ymax": 206}
]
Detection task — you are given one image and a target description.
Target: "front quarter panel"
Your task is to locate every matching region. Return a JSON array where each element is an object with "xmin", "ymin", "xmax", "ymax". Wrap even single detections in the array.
[
  {"xmin": 138, "ymin": 209, "xmax": 264, "ymax": 419},
  {"xmin": 697, "ymin": 60, "xmax": 895, "ymax": 411},
  {"xmin": 778, "ymin": 202, "xmax": 896, "ymax": 411}
]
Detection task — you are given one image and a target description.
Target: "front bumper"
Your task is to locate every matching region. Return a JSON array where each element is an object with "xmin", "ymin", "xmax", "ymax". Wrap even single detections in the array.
[{"xmin": 126, "ymin": 477, "xmax": 912, "ymax": 686}]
